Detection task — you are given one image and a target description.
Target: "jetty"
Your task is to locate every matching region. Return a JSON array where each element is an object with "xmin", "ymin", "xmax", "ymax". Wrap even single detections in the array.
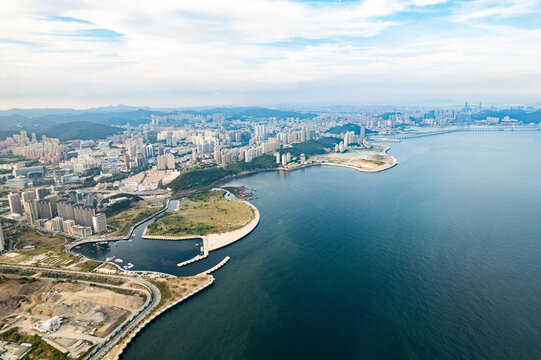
[
  {"xmin": 199, "ymin": 256, "xmax": 230, "ymax": 275},
  {"xmin": 177, "ymin": 253, "xmax": 208, "ymax": 268}
]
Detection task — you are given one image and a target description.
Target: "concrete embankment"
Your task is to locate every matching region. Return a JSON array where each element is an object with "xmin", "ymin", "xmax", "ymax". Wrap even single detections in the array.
[{"xmin": 113, "ymin": 276, "xmax": 215, "ymax": 360}]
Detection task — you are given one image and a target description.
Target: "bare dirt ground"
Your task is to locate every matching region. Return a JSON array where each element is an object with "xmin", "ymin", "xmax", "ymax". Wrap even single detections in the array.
[
  {"xmin": 1, "ymin": 275, "xmax": 145, "ymax": 341},
  {"xmin": 316, "ymin": 147, "xmax": 397, "ymax": 172},
  {"xmin": 0, "ymin": 275, "xmax": 51, "ymax": 320}
]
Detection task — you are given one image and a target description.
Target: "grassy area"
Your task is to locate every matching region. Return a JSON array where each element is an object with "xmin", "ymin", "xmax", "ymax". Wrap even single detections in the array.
[
  {"xmin": 0, "ymin": 228, "xmax": 80, "ymax": 267},
  {"xmin": 39, "ymin": 271, "xmax": 125, "ymax": 286},
  {"xmin": 0, "ymin": 327, "xmax": 69, "ymax": 360},
  {"xmin": 0, "ymin": 154, "xmax": 40, "ymax": 166},
  {"xmin": 169, "ymin": 154, "xmax": 278, "ymax": 192},
  {"xmin": 151, "ymin": 275, "xmax": 211, "ymax": 308},
  {"xmin": 147, "ymin": 190, "xmax": 253, "ymax": 236},
  {"xmin": 11, "ymin": 228, "xmax": 69, "ymax": 250},
  {"xmin": 102, "ymin": 194, "xmax": 144, "ymax": 217},
  {"xmin": 0, "ymin": 267, "xmax": 37, "ymax": 276},
  {"xmin": 106, "ymin": 203, "xmax": 163, "ymax": 237},
  {"xmin": 76, "ymin": 260, "xmax": 102, "ymax": 272},
  {"xmin": 150, "ymin": 280, "xmax": 172, "ymax": 308}
]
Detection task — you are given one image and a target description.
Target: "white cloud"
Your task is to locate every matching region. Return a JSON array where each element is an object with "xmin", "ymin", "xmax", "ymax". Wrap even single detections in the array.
[
  {"xmin": 453, "ymin": 0, "xmax": 541, "ymax": 21},
  {"xmin": 0, "ymin": 0, "xmax": 540, "ymax": 107}
]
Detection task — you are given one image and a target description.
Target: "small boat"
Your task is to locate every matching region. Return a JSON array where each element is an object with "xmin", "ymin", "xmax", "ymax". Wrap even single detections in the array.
[{"xmin": 114, "ymin": 258, "xmax": 124, "ymax": 263}]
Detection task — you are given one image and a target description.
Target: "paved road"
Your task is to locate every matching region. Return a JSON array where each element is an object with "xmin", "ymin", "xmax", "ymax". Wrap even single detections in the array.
[{"xmin": 0, "ymin": 263, "xmax": 161, "ymax": 360}]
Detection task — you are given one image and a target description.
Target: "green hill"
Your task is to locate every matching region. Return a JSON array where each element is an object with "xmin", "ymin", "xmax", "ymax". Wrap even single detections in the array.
[
  {"xmin": 169, "ymin": 154, "xmax": 278, "ymax": 192},
  {"xmin": 41, "ymin": 121, "xmax": 123, "ymax": 141},
  {"xmin": 326, "ymin": 123, "xmax": 376, "ymax": 135},
  {"xmin": 278, "ymin": 137, "xmax": 342, "ymax": 157},
  {"xmin": 471, "ymin": 109, "xmax": 541, "ymax": 123}
]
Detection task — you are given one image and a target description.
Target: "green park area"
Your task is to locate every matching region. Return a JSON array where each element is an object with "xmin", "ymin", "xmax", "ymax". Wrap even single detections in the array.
[
  {"xmin": 146, "ymin": 190, "xmax": 253, "ymax": 236},
  {"xmin": 0, "ymin": 228, "xmax": 80, "ymax": 268},
  {"xmin": 104, "ymin": 195, "xmax": 165, "ymax": 237}
]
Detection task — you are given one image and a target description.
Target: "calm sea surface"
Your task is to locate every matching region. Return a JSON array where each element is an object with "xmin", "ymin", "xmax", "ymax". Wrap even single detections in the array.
[{"xmin": 95, "ymin": 132, "xmax": 541, "ymax": 359}]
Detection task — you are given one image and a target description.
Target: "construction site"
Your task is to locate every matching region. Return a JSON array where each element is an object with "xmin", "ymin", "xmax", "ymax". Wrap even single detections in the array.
[{"xmin": 0, "ymin": 274, "xmax": 146, "ymax": 359}]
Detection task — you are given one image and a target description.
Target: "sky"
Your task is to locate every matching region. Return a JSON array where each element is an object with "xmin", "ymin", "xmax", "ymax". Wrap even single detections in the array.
[{"xmin": 1, "ymin": 0, "xmax": 540, "ymax": 109}]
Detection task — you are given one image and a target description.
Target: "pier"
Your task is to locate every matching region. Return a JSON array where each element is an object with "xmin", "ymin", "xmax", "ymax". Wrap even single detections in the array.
[
  {"xmin": 177, "ymin": 252, "xmax": 208, "ymax": 268},
  {"xmin": 199, "ymin": 256, "xmax": 230, "ymax": 275}
]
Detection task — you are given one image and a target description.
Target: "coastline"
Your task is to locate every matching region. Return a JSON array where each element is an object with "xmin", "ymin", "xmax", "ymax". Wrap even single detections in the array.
[
  {"xmin": 142, "ymin": 189, "xmax": 261, "ymax": 253},
  {"xmin": 314, "ymin": 145, "xmax": 399, "ymax": 173},
  {"xmin": 283, "ymin": 145, "xmax": 398, "ymax": 174},
  {"xmin": 66, "ymin": 142, "xmax": 399, "ymax": 358},
  {"xmin": 173, "ymin": 143, "xmax": 399, "ymax": 199},
  {"xmin": 66, "ymin": 199, "xmax": 171, "ymax": 252},
  {"xmin": 108, "ymin": 275, "xmax": 215, "ymax": 360}
]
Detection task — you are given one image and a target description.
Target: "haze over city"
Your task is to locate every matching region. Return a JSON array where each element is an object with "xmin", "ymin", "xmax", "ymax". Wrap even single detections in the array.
[{"xmin": 2, "ymin": 0, "xmax": 541, "ymax": 108}]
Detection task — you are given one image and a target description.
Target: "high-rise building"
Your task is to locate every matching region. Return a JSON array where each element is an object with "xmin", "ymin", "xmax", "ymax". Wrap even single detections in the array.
[
  {"xmin": 123, "ymin": 154, "xmax": 130, "ymax": 168},
  {"xmin": 92, "ymin": 213, "xmax": 107, "ymax": 234},
  {"xmin": 62, "ymin": 219, "xmax": 75, "ymax": 234},
  {"xmin": 36, "ymin": 199, "xmax": 53, "ymax": 220},
  {"xmin": 21, "ymin": 191, "xmax": 36, "ymax": 205},
  {"xmin": 50, "ymin": 217, "xmax": 64, "ymax": 232},
  {"xmin": 135, "ymin": 152, "xmax": 145, "ymax": 168},
  {"xmin": 157, "ymin": 153, "xmax": 175, "ymax": 170},
  {"xmin": 35, "ymin": 186, "xmax": 50, "ymax": 200},
  {"xmin": 57, "ymin": 199, "xmax": 75, "ymax": 221},
  {"xmin": 8, "ymin": 193, "xmax": 23, "ymax": 216},
  {"xmin": 344, "ymin": 131, "xmax": 355, "ymax": 145},
  {"xmin": 24, "ymin": 200, "xmax": 39, "ymax": 225},
  {"xmin": 73, "ymin": 204, "xmax": 95, "ymax": 228},
  {"xmin": 45, "ymin": 194, "xmax": 57, "ymax": 217}
]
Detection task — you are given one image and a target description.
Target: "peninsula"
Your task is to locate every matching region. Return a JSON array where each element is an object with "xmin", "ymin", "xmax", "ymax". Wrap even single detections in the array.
[{"xmin": 143, "ymin": 189, "xmax": 260, "ymax": 252}]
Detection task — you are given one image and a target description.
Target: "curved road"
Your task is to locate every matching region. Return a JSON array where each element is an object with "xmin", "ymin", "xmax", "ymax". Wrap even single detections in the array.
[{"xmin": 0, "ymin": 263, "xmax": 161, "ymax": 360}]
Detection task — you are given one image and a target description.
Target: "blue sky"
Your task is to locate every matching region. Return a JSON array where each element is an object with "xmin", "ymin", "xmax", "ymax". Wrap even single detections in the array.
[{"xmin": 0, "ymin": 0, "xmax": 540, "ymax": 108}]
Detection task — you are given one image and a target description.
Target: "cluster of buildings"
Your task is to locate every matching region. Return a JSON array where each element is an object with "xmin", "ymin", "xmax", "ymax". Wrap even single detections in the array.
[
  {"xmin": 1, "ymin": 104, "xmax": 534, "ymax": 239},
  {"xmin": 7, "ymin": 187, "xmax": 107, "ymax": 238},
  {"xmin": 335, "ymin": 130, "xmax": 366, "ymax": 152},
  {"xmin": 0, "ymin": 131, "xmax": 67, "ymax": 164}
]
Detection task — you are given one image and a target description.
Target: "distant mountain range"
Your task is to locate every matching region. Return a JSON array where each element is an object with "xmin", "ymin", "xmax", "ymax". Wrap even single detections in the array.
[{"xmin": 0, "ymin": 106, "xmax": 317, "ymax": 141}]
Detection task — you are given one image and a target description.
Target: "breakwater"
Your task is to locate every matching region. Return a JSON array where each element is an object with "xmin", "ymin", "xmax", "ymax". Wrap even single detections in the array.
[
  {"xmin": 114, "ymin": 276, "xmax": 215, "ymax": 360},
  {"xmin": 198, "ymin": 256, "xmax": 230, "ymax": 275}
]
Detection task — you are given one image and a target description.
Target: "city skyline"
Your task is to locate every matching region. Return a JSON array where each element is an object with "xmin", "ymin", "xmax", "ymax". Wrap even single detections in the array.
[{"xmin": 2, "ymin": 0, "xmax": 541, "ymax": 109}]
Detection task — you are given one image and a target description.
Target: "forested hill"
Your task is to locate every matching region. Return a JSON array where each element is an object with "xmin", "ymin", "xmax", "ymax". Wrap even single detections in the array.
[{"xmin": 41, "ymin": 121, "xmax": 123, "ymax": 141}]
